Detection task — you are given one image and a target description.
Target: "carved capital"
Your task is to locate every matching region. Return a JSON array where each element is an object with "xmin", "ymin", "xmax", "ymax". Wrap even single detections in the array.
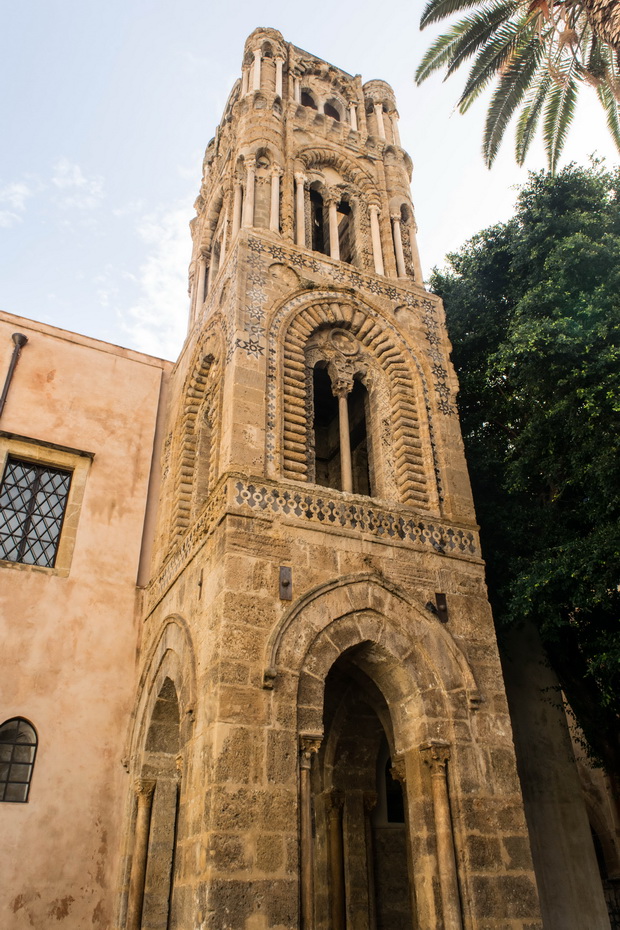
[
  {"xmin": 299, "ymin": 733, "xmax": 322, "ymax": 769},
  {"xmin": 390, "ymin": 757, "xmax": 407, "ymax": 785},
  {"xmin": 390, "ymin": 213, "xmax": 401, "ymax": 224},
  {"xmin": 294, "ymin": 171, "xmax": 306, "ymax": 186},
  {"xmin": 245, "ymin": 156, "xmax": 256, "ymax": 173},
  {"xmin": 369, "ymin": 202, "xmax": 381, "ymax": 217},
  {"xmin": 326, "ymin": 789, "xmax": 345, "ymax": 815},
  {"xmin": 272, "ymin": 164, "xmax": 284, "ymax": 178},
  {"xmin": 420, "ymin": 740, "xmax": 451, "ymax": 775},
  {"xmin": 363, "ymin": 790, "xmax": 378, "ymax": 813},
  {"xmin": 134, "ymin": 778, "xmax": 156, "ymax": 801}
]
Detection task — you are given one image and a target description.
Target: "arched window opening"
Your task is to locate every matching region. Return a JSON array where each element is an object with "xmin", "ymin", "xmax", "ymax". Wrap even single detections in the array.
[
  {"xmin": 336, "ymin": 199, "xmax": 353, "ymax": 265},
  {"xmin": 301, "ymin": 90, "xmax": 317, "ymax": 110},
  {"xmin": 348, "ymin": 376, "xmax": 372, "ymax": 496},
  {"xmin": 400, "ymin": 202, "xmax": 412, "ymax": 225},
  {"xmin": 310, "ymin": 188, "xmax": 327, "ymax": 255},
  {"xmin": 324, "ymin": 100, "xmax": 341, "ymax": 121},
  {"xmin": 312, "ymin": 364, "xmax": 341, "ymax": 490},
  {"xmin": 0, "ymin": 717, "xmax": 37, "ymax": 802},
  {"xmin": 262, "ymin": 41, "xmax": 273, "ymax": 58}
]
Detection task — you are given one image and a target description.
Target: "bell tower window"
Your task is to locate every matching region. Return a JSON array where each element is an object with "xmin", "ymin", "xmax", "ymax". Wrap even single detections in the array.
[
  {"xmin": 301, "ymin": 90, "xmax": 317, "ymax": 110},
  {"xmin": 312, "ymin": 364, "xmax": 341, "ymax": 490}
]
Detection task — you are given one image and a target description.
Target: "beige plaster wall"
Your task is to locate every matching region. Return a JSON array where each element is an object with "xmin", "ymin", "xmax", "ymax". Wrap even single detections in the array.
[{"xmin": 0, "ymin": 311, "xmax": 171, "ymax": 929}]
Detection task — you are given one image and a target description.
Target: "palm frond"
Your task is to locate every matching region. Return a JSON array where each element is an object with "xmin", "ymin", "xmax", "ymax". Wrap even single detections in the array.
[
  {"xmin": 597, "ymin": 82, "xmax": 620, "ymax": 151},
  {"xmin": 446, "ymin": 2, "xmax": 522, "ymax": 79},
  {"xmin": 420, "ymin": 0, "xmax": 510, "ymax": 29},
  {"xmin": 483, "ymin": 35, "xmax": 546, "ymax": 166},
  {"xmin": 515, "ymin": 68, "xmax": 552, "ymax": 163},
  {"xmin": 458, "ymin": 14, "xmax": 537, "ymax": 110},
  {"xmin": 416, "ymin": 21, "xmax": 474, "ymax": 83},
  {"xmin": 543, "ymin": 63, "xmax": 579, "ymax": 174}
]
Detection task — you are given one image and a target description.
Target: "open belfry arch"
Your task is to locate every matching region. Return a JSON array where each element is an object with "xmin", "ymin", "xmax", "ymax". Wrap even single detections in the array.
[{"xmin": 116, "ymin": 27, "xmax": 611, "ymax": 930}]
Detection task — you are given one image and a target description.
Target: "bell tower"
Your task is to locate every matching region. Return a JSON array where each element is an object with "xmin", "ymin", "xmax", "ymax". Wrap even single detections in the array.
[{"xmin": 119, "ymin": 28, "xmax": 544, "ymax": 930}]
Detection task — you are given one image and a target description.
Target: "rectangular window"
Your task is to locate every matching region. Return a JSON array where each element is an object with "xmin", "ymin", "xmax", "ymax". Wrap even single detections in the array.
[{"xmin": 0, "ymin": 458, "xmax": 72, "ymax": 567}]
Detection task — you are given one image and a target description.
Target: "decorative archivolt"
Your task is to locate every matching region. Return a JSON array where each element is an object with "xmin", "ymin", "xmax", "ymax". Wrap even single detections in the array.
[
  {"xmin": 275, "ymin": 296, "xmax": 438, "ymax": 510},
  {"xmin": 169, "ymin": 326, "xmax": 223, "ymax": 541},
  {"xmin": 297, "ymin": 148, "xmax": 377, "ymax": 197}
]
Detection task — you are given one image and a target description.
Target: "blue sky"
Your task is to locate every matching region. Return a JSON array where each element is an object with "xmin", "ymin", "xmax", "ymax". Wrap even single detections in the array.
[{"xmin": 2, "ymin": 0, "xmax": 617, "ymax": 359}]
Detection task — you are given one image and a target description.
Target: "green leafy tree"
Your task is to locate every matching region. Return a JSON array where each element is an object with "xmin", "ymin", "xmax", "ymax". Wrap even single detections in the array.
[
  {"xmin": 432, "ymin": 163, "xmax": 620, "ymax": 772},
  {"xmin": 415, "ymin": 0, "xmax": 620, "ymax": 172}
]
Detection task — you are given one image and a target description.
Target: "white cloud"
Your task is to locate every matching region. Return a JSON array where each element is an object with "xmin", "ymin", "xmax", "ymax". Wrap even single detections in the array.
[
  {"xmin": 117, "ymin": 200, "xmax": 193, "ymax": 358},
  {"xmin": 0, "ymin": 181, "xmax": 35, "ymax": 227},
  {"xmin": 52, "ymin": 158, "xmax": 104, "ymax": 209}
]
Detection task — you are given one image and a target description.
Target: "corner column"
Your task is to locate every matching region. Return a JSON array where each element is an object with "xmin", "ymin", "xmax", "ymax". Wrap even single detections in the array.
[
  {"xmin": 300, "ymin": 736, "xmax": 322, "ymax": 930},
  {"xmin": 242, "ymin": 157, "xmax": 256, "ymax": 228},
  {"xmin": 126, "ymin": 778, "xmax": 156, "ymax": 930},
  {"xmin": 275, "ymin": 57, "xmax": 284, "ymax": 98},
  {"xmin": 374, "ymin": 103, "xmax": 386, "ymax": 140},
  {"xmin": 421, "ymin": 742, "xmax": 463, "ymax": 930},
  {"xmin": 231, "ymin": 179, "xmax": 243, "ymax": 238},
  {"xmin": 369, "ymin": 204, "xmax": 385, "ymax": 275},
  {"xmin": 349, "ymin": 103, "xmax": 358, "ymax": 131},
  {"xmin": 252, "ymin": 48, "xmax": 261, "ymax": 92}
]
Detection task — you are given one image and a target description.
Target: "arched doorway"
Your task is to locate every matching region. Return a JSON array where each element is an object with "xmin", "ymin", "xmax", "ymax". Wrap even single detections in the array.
[
  {"xmin": 126, "ymin": 677, "xmax": 182, "ymax": 930},
  {"xmin": 312, "ymin": 648, "xmax": 414, "ymax": 929}
]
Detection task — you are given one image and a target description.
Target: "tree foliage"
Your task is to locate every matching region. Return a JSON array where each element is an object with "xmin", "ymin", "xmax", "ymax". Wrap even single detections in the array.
[
  {"xmin": 416, "ymin": 0, "xmax": 620, "ymax": 172},
  {"xmin": 431, "ymin": 164, "xmax": 620, "ymax": 772}
]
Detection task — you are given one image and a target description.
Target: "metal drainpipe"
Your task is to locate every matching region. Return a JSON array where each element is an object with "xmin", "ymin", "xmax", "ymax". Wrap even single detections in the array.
[{"xmin": 0, "ymin": 333, "xmax": 28, "ymax": 420}]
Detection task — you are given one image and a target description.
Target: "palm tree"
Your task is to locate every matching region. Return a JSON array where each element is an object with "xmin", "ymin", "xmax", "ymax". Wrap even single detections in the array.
[{"xmin": 415, "ymin": 0, "xmax": 620, "ymax": 172}]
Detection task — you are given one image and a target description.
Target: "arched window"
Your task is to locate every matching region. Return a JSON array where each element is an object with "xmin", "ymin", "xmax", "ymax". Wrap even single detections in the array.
[
  {"xmin": 0, "ymin": 717, "xmax": 37, "ymax": 802},
  {"xmin": 310, "ymin": 362, "xmax": 374, "ymax": 496},
  {"xmin": 324, "ymin": 100, "xmax": 341, "ymax": 121},
  {"xmin": 301, "ymin": 89, "xmax": 318, "ymax": 110}
]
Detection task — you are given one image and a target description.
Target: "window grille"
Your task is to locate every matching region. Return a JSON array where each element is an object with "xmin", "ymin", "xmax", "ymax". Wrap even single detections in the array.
[
  {"xmin": 0, "ymin": 458, "xmax": 72, "ymax": 567},
  {"xmin": 0, "ymin": 717, "xmax": 38, "ymax": 802}
]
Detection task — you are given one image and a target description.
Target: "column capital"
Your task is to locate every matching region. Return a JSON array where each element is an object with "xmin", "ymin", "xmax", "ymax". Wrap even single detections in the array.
[
  {"xmin": 420, "ymin": 740, "xmax": 451, "ymax": 774},
  {"xmin": 325, "ymin": 188, "xmax": 341, "ymax": 206},
  {"xmin": 369, "ymin": 202, "xmax": 381, "ymax": 216},
  {"xmin": 275, "ymin": 55, "xmax": 285, "ymax": 64},
  {"xmin": 245, "ymin": 156, "xmax": 256, "ymax": 172},
  {"xmin": 253, "ymin": 48, "xmax": 261, "ymax": 60},
  {"xmin": 331, "ymin": 378, "xmax": 353, "ymax": 398},
  {"xmin": 134, "ymin": 778, "xmax": 156, "ymax": 800},
  {"xmin": 299, "ymin": 733, "xmax": 322, "ymax": 769},
  {"xmin": 390, "ymin": 212, "xmax": 401, "ymax": 224},
  {"xmin": 390, "ymin": 756, "xmax": 407, "ymax": 785},
  {"xmin": 271, "ymin": 164, "xmax": 284, "ymax": 177},
  {"xmin": 294, "ymin": 170, "xmax": 306, "ymax": 184}
]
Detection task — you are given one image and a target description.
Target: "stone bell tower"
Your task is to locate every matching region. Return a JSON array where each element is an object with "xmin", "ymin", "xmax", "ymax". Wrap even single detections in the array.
[{"xmin": 117, "ymin": 28, "xmax": 545, "ymax": 930}]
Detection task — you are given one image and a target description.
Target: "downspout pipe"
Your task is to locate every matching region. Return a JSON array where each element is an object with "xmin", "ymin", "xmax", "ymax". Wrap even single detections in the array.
[{"xmin": 0, "ymin": 333, "xmax": 28, "ymax": 420}]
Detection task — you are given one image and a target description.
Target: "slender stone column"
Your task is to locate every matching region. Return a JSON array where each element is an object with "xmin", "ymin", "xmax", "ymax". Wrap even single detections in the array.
[
  {"xmin": 295, "ymin": 172, "xmax": 306, "ymax": 247},
  {"xmin": 300, "ymin": 736, "xmax": 321, "ymax": 930},
  {"xmin": 293, "ymin": 76, "xmax": 301, "ymax": 103},
  {"xmin": 409, "ymin": 218, "xmax": 423, "ymax": 283},
  {"xmin": 328, "ymin": 196, "xmax": 340, "ymax": 261},
  {"xmin": 126, "ymin": 778, "xmax": 156, "ymax": 930},
  {"xmin": 421, "ymin": 742, "xmax": 463, "ymax": 930},
  {"xmin": 349, "ymin": 103, "xmax": 358, "ymax": 131},
  {"xmin": 193, "ymin": 254, "xmax": 207, "ymax": 318},
  {"xmin": 242, "ymin": 158, "xmax": 256, "ymax": 228},
  {"xmin": 374, "ymin": 103, "xmax": 386, "ymax": 140},
  {"xmin": 333, "ymin": 382, "xmax": 353, "ymax": 493},
  {"xmin": 270, "ymin": 166, "xmax": 282, "ymax": 233},
  {"xmin": 241, "ymin": 68, "xmax": 249, "ymax": 96},
  {"xmin": 369, "ymin": 204, "xmax": 385, "ymax": 275},
  {"xmin": 364, "ymin": 792, "xmax": 378, "ymax": 930},
  {"xmin": 232, "ymin": 180, "xmax": 243, "ymax": 238},
  {"xmin": 391, "ymin": 214, "xmax": 407, "ymax": 277},
  {"xmin": 275, "ymin": 57, "xmax": 284, "ymax": 97},
  {"xmin": 220, "ymin": 209, "xmax": 229, "ymax": 265},
  {"xmin": 327, "ymin": 791, "xmax": 345, "ymax": 930},
  {"xmin": 252, "ymin": 49, "xmax": 261, "ymax": 92},
  {"xmin": 391, "ymin": 113, "xmax": 401, "ymax": 147}
]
